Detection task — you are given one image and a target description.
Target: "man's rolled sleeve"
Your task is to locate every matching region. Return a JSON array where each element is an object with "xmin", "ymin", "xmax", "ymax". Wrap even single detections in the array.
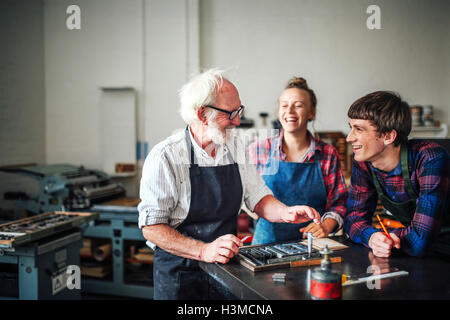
[
  {"xmin": 138, "ymin": 149, "xmax": 178, "ymax": 229},
  {"xmin": 321, "ymin": 212, "xmax": 344, "ymax": 231},
  {"xmin": 242, "ymin": 163, "xmax": 273, "ymax": 212},
  {"xmin": 138, "ymin": 209, "xmax": 170, "ymax": 229}
]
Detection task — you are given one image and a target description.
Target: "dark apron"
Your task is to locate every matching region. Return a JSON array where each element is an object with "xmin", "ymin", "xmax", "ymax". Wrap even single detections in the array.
[
  {"xmin": 152, "ymin": 128, "xmax": 243, "ymax": 300},
  {"xmin": 252, "ymin": 143, "xmax": 327, "ymax": 245},
  {"xmin": 370, "ymin": 143, "xmax": 450, "ymax": 256}
]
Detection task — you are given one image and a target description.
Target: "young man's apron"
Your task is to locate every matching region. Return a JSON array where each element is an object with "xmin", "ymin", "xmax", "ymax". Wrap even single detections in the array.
[
  {"xmin": 252, "ymin": 142, "xmax": 327, "ymax": 245},
  {"xmin": 370, "ymin": 143, "xmax": 450, "ymax": 257},
  {"xmin": 152, "ymin": 128, "xmax": 243, "ymax": 299}
]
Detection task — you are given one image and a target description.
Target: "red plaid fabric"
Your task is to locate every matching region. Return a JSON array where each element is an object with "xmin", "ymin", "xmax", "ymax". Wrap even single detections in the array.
[{"xmin": 247, "ymin": 130, "xmax": 348, "ymax": 218}]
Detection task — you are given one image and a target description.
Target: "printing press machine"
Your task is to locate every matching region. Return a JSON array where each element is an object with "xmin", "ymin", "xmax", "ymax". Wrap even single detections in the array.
[
  {"xmin": 0, "ymin": 212, "xmax": 98, "ymax": 299},
  {"xmin": 1, "ymin": 164, "xmax": 125, "ymax": 213},
  {"xmin": 0, "ymin": 164, "xmax": 153, "ymax": 299}
]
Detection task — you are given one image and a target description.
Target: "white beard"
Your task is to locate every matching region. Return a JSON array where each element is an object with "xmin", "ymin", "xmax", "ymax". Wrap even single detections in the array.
[{"xmin": 206, "ymin": 122, "xmax": 235, "ymax": 146}]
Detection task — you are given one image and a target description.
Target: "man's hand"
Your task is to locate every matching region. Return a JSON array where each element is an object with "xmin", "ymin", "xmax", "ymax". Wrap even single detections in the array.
[
  {"xmin": 368, "ymin": 232, "xmax": 401, "ymax": 258},
  {"xmin": 300, "ymin": 218, "xmax": 337, "ymax": 238},
  {"xmin": 282, "ymin": 205, "xmax": 320, "ymax": 225},
  {"xmin": 199, "ymin": 234, "xmax": 243, "ymax": 264}
]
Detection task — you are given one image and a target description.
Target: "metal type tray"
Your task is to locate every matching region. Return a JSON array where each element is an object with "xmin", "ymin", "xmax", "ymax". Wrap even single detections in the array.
[
  {"xmin": 236, "ymin": 241, "xmax": 320, "ymax": 271},
  {"xmin": 0, "ymin": 211, "xmax": 99, "ymax": 249}
]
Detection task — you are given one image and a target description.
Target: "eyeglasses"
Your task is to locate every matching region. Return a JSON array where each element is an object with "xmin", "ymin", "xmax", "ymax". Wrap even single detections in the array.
[{"xmin": 205, "ymin": 105, "xmax": 245, "ymax": 120}]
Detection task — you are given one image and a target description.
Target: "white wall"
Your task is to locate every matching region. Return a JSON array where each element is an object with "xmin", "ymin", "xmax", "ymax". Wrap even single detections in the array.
[
  {"xmin": 0, "ymin": 0, "xmax": 46, "ymax": 218},
  {"xmin": 200, "ymin": 0, "xmax": 450, "ymax": 135},
  {"xmin": 44, "ymin": 0, "xmax": 144, "ymax": 169},
  {"xmin": 43, "ymin": 0, "xmax": 198, "ymax": 196},
  {"xmin": 43, "ymin": 0, "xmax": 199, "ymax": 165},
  {"xmin": 144, "ymin": 0, "xmax": 198, "ymax": 149},
  {"xmin": 442, "ymin": 1, "xmax": 450, "ymax": 130}
]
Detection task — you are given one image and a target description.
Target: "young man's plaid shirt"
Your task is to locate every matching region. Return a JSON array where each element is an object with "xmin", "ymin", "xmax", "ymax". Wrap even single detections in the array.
[{"xmin": 344, "ymin": 140, "xmax": 449, "ymax": 257}]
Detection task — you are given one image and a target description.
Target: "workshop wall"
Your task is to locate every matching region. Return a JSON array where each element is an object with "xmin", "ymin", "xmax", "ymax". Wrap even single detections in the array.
[
  {"xmin": 0, "ymin": 0, "xmax": 46, "ymax": 219},
  {"xmin": 142, "ymin": 0, "xmax": 195, "ymax": 151},
  {"xmin": 200, "ymin": 0, "xmax": 450, "ymax": 134},
  {"xmin": 43, "ymin": 0, "xmax": 195, "ymax": 197},
  {"xmin": 43, "ymin": 0, "xmax": 144, "ymax": 170},
  {"xmin": 43, "ymin": 0, "xmax": 146, "ymax": 200},
  {"xmin": 444, "ymin": 6, "xmax": 450, "ymax": 127},
  {"xmin": 1, "ymin": 0, "xmax": 195, "ymax": 215}
]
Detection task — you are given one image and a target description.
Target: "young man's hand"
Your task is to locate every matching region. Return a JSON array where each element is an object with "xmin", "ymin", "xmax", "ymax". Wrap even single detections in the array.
[{"xmin": 368, "ymin": 232, "xmax": 401, "ymax": 257}]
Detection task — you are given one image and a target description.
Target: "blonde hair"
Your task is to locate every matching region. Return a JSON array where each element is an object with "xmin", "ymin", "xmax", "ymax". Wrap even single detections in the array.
[{"xmin": 284, "ymin": 77, "xmax": 317, "ymax": 108}]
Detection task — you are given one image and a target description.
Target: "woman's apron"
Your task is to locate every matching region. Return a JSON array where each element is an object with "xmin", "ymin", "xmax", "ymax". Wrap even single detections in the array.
[{"xmin": 252, "ymin": 143, "xmax": 327, "ymax": 245}]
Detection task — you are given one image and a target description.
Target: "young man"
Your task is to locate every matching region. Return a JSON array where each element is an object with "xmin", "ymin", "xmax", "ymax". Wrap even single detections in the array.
[{"xmin": 344, "ymin": 91, "xmax": 449, "ymax": 258}]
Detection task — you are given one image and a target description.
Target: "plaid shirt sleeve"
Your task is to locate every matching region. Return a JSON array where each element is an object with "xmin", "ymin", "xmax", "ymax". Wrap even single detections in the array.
[
  {"xmin": 389, "ymin": 143, "xmax": 449, "ymax": 257},
  {"xmin": 319, "ymin": 143, "xmax": 348, "ymax": 221},
  {"xmin": 344, "ymin": 159, "xmax": 380, "ymax": 247}
]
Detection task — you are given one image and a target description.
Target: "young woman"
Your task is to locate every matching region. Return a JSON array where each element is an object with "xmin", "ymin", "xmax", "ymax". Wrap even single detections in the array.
[{"xmin": 248, "ymin": 77, "xmax": 348, "ymax": 244}]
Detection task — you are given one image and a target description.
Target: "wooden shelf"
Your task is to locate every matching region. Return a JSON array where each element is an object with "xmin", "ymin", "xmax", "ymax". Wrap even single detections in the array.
[
  {"xmin": 410, "ymin": 123, "xmax": 447, "ymax": 138},
  {"xmin": 411, "ymin": 126, "xmax": 443, "ymax": 132}
]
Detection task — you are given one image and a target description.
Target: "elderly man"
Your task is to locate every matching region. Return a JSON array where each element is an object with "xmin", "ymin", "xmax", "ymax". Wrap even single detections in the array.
[{"xmin": 138, "ymin": 68, "xmax": 320, "ymax": 300}]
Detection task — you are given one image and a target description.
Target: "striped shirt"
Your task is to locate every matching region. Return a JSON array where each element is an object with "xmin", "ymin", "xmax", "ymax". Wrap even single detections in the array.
[
  {"xmin": 247, "ymin": 130, "xmax": 348, "ymax": 230},
  {"xmin": 138, "ymin": 128, "xmax": 273, "ymax": 247},
  {"xmin": 344, "ymin": 140, "xmax": 449, "ymax": 257}
]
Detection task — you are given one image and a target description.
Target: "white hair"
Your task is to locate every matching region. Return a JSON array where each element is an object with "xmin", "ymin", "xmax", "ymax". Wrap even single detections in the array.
[{"xmin": 179, "ymin": 68, "xmax": 226, "ymax": 125}]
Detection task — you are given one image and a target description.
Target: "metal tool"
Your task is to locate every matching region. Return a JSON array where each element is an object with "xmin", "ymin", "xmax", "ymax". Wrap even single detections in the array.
[
  {"xmin": 310, "ymin": 245, "xmax": 342, "ymax": 300},
  {"xmin": 342, "ymin": 270, "xmax": 409, "ymax": 286},
  {"xmin": 306, "ymin": 232, "xmax": 314, "ymax": 257},
  {"xmin": 272, "ymin": 273, "xmax": 286, "ymax": 283},
  {"xmin": 341, "ymin": 267, "xmax": 399, "ymax": 284}
]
